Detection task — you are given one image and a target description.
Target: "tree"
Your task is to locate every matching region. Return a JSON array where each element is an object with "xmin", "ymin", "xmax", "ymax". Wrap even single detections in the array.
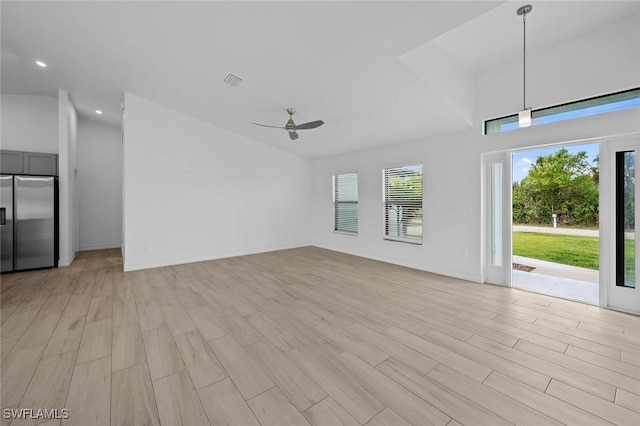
[
  {"xmin": 512, "ymin": 180, "xmax": 526, "ymax": 223},
  {"xmin": 387, "ymin": 169, "xmax": 422, "ymax": 237},
  {"xmin": 513, "ymin": 148, "xmax": 599, "ymax": 226},
  {"xmin": 591, "ymin": 155, "xmax": 600, "ymax": 185},
  {"xmin": 622, "ymin": 152, "xmax": 635, "ymax": 229}
]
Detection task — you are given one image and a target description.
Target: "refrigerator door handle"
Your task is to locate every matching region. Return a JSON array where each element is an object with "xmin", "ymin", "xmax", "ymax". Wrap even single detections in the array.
[{"xmin": 0, "ymin": 207, "xmax": 5, "ymax": 226}]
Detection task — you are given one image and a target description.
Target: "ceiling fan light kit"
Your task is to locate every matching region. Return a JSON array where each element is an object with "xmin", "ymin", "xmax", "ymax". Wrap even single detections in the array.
[
  {"xmin": 517, "ymin": 4, "xmax": 533, "ymax": 128},
  {"xmin": 253, "ymin": 108, "xmax": 324, "ymax": 141}
]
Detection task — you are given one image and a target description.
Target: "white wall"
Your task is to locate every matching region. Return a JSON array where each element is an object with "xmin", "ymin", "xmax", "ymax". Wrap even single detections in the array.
[
  {"xmin": 311, "ymin": 110, "xmax": 640, "ymax": 282},
  {"xmin": 58, "ymin": 90, "xmax": 79, "ymax": 266},
  {"xmin": 1, "ymin": 94, "xmax": 58, "ymax": 152},
  {"xmin": 311, "ymin": 15, "xmax": 640, "ymax": 283},
  {"xmin": 122, "ymin": 93, "xmax": 312, "ymax": 271},
  {"xmin": 78, "ymin": 117, "xmax": 122, "ymax": 250},
  {"xmin": 312, "ymin": 138, "xmax": 483, "ymax": 282},
  {"xmin": 477, "ymin": 13, "xmax": 640, "ymax": 122}
]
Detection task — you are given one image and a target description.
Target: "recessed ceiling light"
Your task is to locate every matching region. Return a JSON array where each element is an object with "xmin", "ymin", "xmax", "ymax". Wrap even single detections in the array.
[
  {"xmin": 95, "ymin": 110, "xmax": 103, "ymax": 115},
  {"xmin": 35, "ymin": 60, "xmax": 47, "ymax": 68}
]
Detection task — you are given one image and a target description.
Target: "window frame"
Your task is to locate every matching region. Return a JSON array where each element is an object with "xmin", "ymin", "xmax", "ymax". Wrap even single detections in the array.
[
  {"xmin": 484, "ymin": 87, "xmax": 640, "ymax": 135},
  {"xmin": 332, "ymin": 172, "xmax": 358, "ymax": 235},
  {"xmin": 615, "ymin": 150, "xmax": 635, "ymax": 288},
  {"xmin": 382, "ymin": 163, "xmax": 423, "ymax": 245}
]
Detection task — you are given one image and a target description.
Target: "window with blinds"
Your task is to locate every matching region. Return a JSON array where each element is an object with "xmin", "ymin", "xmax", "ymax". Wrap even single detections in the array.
[
  {"xmin": 383, "ymin": 164, "xmax": 423, "ymax": 243},
  {"xmin": 333, "ymin": 173, "xmax": 358, "ymax": 234}
]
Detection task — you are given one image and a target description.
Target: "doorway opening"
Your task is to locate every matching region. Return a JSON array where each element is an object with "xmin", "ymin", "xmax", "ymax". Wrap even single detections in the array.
[{"xmin": 511, "ymin": 142, "xmax": 600, "ymax": 304}]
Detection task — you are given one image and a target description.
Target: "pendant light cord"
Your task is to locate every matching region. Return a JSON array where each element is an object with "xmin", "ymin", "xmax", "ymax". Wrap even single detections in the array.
[{"xmin": 523, "ymin": 12, "xmax": 526, "ymax": 110}]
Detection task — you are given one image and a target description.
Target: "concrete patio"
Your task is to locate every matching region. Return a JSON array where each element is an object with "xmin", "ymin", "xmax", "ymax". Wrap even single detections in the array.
[{"xmin": 512, "ymin": 255, "xmax": 599, "ymax": 305}]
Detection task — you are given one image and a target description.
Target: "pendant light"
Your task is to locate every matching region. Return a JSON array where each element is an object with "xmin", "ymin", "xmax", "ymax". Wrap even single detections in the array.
[{"xmin": 517, "ymin": 4, "xmax": 533, "ymax": 127}]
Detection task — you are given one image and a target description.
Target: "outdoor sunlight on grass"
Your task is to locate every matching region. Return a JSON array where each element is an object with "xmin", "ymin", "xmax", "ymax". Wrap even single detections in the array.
[
  {"xmin": 513, "ymin": 232, "xmax": 600, "ymax": 270},
  {"xmin": 513, "ymin": 231, "xmax": 635, "ymax": 282},
  {"xmin": 624, "ymin": 236, "xmax": 636, "ymax": 286}
]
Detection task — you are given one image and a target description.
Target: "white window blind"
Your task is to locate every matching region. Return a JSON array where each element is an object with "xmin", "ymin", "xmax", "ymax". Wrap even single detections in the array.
[
  {"xmin": 383, "ymin": 164, "xmax": 422, "ymax": 243},
  {"xmin": 333, "ymin": 173, "xmax": 358, "ymax": 234}
]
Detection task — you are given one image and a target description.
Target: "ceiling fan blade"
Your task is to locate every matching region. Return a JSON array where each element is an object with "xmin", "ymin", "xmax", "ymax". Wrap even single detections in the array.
[
  {"xmin": 252, "ymin": 122, "xmax": 286, "ymax": 129},
  {"xmin": 292, "ymin": 120, "xmax": 324, "ymax": 130},
  {"xmin": 289, "ymin": 130, "xmax": 299, "ymax": 140}
]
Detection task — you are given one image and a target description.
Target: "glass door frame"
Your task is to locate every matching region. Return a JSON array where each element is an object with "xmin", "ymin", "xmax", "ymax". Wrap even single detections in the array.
[
  {"xmin": 601, "ymin": 136, "xmax": 640, "ymax": 313},
  {"xmin": 484, "ymin": 135, "xmax": 639, "ymax": 314},
  {"xmin": 482, "ymin": 152, "xmax": 512, "ymax": 287}
]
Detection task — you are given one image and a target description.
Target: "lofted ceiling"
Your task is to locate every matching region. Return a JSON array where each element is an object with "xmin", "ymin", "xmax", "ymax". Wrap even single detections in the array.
[{"xmin": 2, "ymin": 1, "xmax": 638, "ymax": 158}]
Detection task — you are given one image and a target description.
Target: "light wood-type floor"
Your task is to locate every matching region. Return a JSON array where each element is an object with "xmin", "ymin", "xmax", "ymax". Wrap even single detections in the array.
[{"xmin": 1, "ymin": 247, "xmax": 640, "ymax": 426}]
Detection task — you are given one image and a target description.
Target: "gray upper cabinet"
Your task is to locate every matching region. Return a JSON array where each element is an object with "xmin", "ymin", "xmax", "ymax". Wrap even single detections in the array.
[
  {"xmin": 1, "ymin": 150, "xmax": 58, "ymax": 176},
  {"xmin": 0, "ymin": 151, "xmax": 23, "ymax": 174},
  {"xmin": 24, "ymin": 152, "xmax": 58, "ymax": 175}
]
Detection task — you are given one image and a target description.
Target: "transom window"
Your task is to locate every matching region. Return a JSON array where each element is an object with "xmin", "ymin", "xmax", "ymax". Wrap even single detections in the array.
[
  {"xmin": 383, "ymin": 164, "xmax": 423, "ymax": 244},
  {"xmin": 484, "ymin": 87, "xmax": 640, "ymax": 135}
]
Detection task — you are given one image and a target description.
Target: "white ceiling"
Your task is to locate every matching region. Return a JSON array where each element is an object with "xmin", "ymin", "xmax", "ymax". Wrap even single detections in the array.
[
  {"xmin": 434, "ymin": 0, "xmax": 640, "ymax": 71},
  {"xmin": 2, "ymin": 1, "xmax": 638, "ymax": 159}
]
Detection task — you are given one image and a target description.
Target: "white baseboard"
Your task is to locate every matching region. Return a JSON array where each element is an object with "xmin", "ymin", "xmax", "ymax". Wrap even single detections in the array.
[
  {"xmin": 121, "ymin": 242, "xmax": 482, "ymax": 285},
  {"xmin": 311, "ymin": 243, "xmax": 482, "ymax": 283},
  {"xmin": 58, "ymin": 252, "xmax": 76, "ymax": 267},
  {"xmin": 79, "ymin": 244, "xmax": 122, "ymax": 251},
  {"xmin": 123, "ymin": 243, "xmax": 310, "ymax": 272}
]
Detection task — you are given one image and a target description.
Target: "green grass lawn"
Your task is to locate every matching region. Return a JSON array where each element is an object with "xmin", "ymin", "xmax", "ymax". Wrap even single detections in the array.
[
  {"xmin": 623, "ymin": 238, "xmax": 636, "ymax": 287},
  {"xmin": 513, "ymin": 232, "xmax": 601, "ymax": 269},
  {"xmin": 513, "ymin": 232, "xmax": 635, "ymax": 284}
]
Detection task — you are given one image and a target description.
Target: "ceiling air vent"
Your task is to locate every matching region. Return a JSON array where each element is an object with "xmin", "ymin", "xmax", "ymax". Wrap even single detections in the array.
[{"xmin": 223, "ymin": 73, "xmax": 243, "ymax": 87}]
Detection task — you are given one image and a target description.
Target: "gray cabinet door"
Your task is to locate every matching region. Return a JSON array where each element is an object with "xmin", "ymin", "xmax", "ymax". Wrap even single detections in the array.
[
  {"xmin": 24, "ymin": 152, "xmax": 57, "ymax": 175},
  {"xmin": 0, "ymin": 151, "xmax": 58, "ymax": 175},
  {"xmin": 1, "ymin": 151, "xmax": 24, "ymax": 174},
  {"xmin": 0, "ymin": 175, "xmax": 14, "ymax": 272}
]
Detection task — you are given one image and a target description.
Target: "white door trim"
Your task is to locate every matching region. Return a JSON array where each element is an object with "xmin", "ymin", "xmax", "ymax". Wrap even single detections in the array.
[
  {"xmin": 601, "ymin": 136, "xmax": 640, "ymax": 313},
  {"xmin": 482, "ymin": 152, "xmax": 512, "ymax": 287}
]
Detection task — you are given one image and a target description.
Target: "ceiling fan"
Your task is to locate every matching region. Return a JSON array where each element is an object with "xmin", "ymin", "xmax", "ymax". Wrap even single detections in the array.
[{"xmin": 253, "ymin": 108, "xmax": 324, "ymax": 140}]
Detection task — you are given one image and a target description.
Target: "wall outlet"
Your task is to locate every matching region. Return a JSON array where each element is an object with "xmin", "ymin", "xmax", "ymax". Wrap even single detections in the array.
[{"xmin": 456, "ymin": 203, "xmax": 472, "ymax": 213}]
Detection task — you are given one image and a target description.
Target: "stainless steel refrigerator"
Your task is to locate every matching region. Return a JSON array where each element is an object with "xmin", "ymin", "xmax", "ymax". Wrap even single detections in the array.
[{"xmin": 1, "ymin": 174, "xmax": 58, "ymax": 272}]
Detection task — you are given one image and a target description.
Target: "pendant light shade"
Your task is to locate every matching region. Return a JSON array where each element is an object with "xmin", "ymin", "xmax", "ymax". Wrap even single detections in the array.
[
  {"xmin": 517, "ymin": 5, "xmax": 533, "ymax": 128},
  {"xmin": 518, "ymin": 108, "xmax": 532, "ymax": 127}
]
